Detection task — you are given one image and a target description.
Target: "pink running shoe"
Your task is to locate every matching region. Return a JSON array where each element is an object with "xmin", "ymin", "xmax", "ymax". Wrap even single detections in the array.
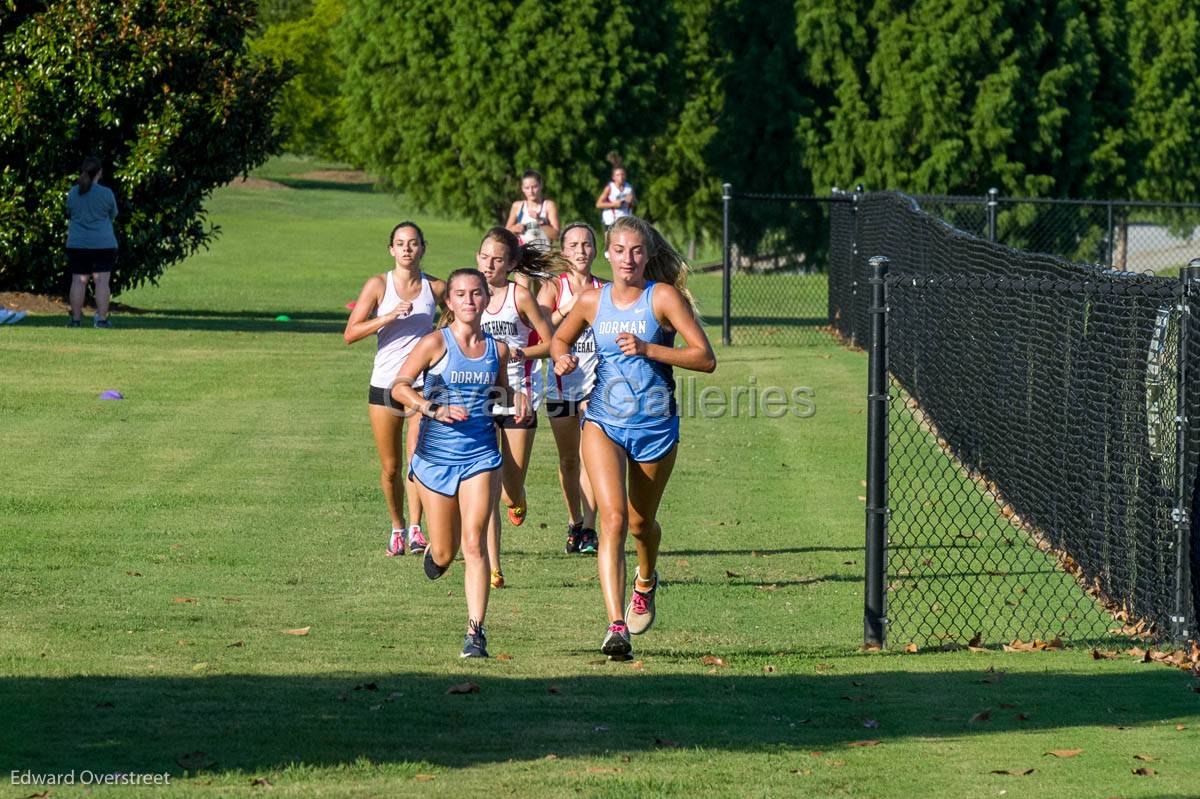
[
  {"xmin": 407, "ymin": 524, "xmax": 427, "ymax": 555},
  {"xmin": 601, "ymin": 620, "xmax": 632, "ymax": 658},
  {"xmin": 386, "ymin": 529, "xmax": 405, "ymax": 557},
  {"xmin": 625, "ymin": 571, "xmax": 658, "ymax": 635}
]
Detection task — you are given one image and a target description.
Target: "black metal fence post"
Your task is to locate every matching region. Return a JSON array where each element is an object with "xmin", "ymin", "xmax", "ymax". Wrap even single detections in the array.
[
  {"xmin": 1173, "ymin": 260, "xmax": 1200, "ymax": 642},
  {"xmin": 864, "ymin": 255, "xmax": 889, "ymax": 647},
  {"xmin": 987, "ymin": 187, "xmax": 998, "ymax": 242},
  {"xmin": 722, "ymin": 182, "xmax": 732, "ymax": 347},
  {"xmin": 1106, "ymin": 201, "xmax": 1115, "ymax": 267}
]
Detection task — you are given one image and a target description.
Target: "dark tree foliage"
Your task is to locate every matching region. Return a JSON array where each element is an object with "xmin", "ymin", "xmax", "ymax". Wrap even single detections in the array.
[
  {"xmin": 0, "ymin": 0, "xmax": 287, "ymax": 293},
  {"xmin": 338, "ymin": 0, "xmax": 673, "ymax": 228}
]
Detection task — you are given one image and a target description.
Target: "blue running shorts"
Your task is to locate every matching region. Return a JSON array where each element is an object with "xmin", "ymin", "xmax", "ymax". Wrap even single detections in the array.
[
  {"xmin": 585, "ymin": 417, "xmax": 679, "ymax": 463},
  {"xmin": 409, "ymin": 452, "xmax": 502, "ymax": 497}
]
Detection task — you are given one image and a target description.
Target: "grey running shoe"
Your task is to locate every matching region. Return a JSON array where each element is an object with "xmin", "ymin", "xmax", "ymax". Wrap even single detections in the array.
[
  {"xmin": 423, "ymin": 545, "xmax": 449, "ymax": 580},
  {"xmin": 67, "ymin": 318, "xmax": 81, "ymax": 328},
  {"xmin": 578, "ymin": 528, "xmax": 598, "ymax": 555},
  {"xmin": 461, "ymin": 619, "xmax": 488, "ymax": 658},
  {"xmin": 601, "ymin": 620, "xmax": 632, "ymax": 658},
  {"xmin": 626, "ymin": 571, "xmax": 658, "ymax": 635},
  {"xmin": 94, "ymin": 317, "xmax": 112, "ymax": 328}
]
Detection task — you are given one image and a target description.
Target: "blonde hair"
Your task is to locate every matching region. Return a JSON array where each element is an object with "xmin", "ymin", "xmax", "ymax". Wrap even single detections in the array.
[{"xmin": 606, "ymin": 216, "xmax": 698, "ymax": 315}]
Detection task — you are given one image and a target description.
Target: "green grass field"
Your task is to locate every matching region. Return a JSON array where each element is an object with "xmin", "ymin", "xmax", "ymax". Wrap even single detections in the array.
[{"xmin": 1, "ymin": 159, "xmax": 1198, "ymax": 797}]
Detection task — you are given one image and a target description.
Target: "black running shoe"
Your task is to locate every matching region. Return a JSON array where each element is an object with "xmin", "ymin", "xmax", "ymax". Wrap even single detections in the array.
[
  {"xmin": 423, "ymin": 546, "xmax": 449, "ymax": 580},
  {"xmin": 461, "ymin": 619, "xmax": 488, "ymax": 658},
  {"xmin": 601, "ymin": 620, "xmax": 632, "ymax": 658},
  {"xmin": 578, "ymin": 528, "xmax": 598, "ymax": 555},
  {"xmin": 564, "ymin": 522, "xmax": 583, "ymax": 554}
]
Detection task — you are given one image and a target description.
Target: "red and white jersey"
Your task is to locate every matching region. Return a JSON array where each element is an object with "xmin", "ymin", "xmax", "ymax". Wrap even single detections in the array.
[
  {"xmin": 481, "ymin": 282, "xmax": 537, "ymax": 401},
  {"xmin": 546, "ymin": 273, "xmax": 604, "ymax": 402}
]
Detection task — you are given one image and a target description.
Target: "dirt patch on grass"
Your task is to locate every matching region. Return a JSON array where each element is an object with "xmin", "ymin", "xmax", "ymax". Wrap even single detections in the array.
[
  {"xmin": 293, "ymin": 169, "xmax": 375, "ymax": 184},
  {"xmin": 0, "ymin": 291, "xmax": 146, "ymax": 314},
  {"xmin": 226, "ymin": 176, "xmax": 290, "ymax": 190},
  {"xmin": 0, "ymin": 291, "xmax": 67, "ymax": 313}
]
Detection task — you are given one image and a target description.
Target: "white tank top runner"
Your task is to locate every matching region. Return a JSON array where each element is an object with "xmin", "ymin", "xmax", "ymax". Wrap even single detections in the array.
[
  {"xmin": 370, "ymin": 272, "xmax": 437, "ymax": 389},
  {"xmin": 481, "ymin": 282, "xmax": 536, "ymax": 398},
  {"xmin": 548, "ymin": 273, "xmax": 603, "ymax": 402}
]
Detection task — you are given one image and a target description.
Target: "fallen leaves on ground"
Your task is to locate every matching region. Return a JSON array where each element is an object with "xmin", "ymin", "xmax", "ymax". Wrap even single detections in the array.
[
  {"xmin": 655, "ymin": 738, "xmax": 679, "ymax": 748},
  {"xmin": 904, "ymin": 643, "xmax": 919, "ymax": 653},
  {"xmin": 847, "ymin": 740, "xmax": 881, "ymax": 747},
  {"xmin": 763, "ymin": 664, "xmax": 776, "ymax": 673},
  {"xmin": 1092, "ymin": 649, "xmax": 1118, "ymax": 660},
  {"xmin": 1002, "ymin": 638, "xmax": 1062, "ymax": 652},
  {"xmin": 586, "ymin": 767, "xmax": 622, "ymax": 774},
  {"xmin": 446, "ymin": 682, "xmax": 479, "ymax": 695},
  {"xmin": 227, "ymin": 640, "xmax": 244, "ymax": 648},
  {"xmin": 724, "ymin": 570, "xmax": 741, "ymax": 578},
  {"xmin": 990, "ymin": 768, "xmax": 1035, "ymax": 776},
  {"xmin": 283, "ymin": 627, "xmax": 310, "ymax": 636},
  {"xmin": 172, "ymin": 597, "xmax": 197, "ymax": 604},
  {"xmin": 547, "ymin": 684, "xmax": 561, "ymax": 695},
  {"xmin": 969, "ymin": 709, "xmax": 992, "ymax": 723},
  {"xmin": 1043, "ymin": 749, "xmax": 1083, "ymax": 758},
  {"xmin": 700, "ymin": 655, "xmax": 728, "ymax": 667},
  {"xmin": 1132, "ymin": 767, "xmax": 1157, "ymax": 776},
  {"xmin": 250, "ymin": 777, "xmax": 272, "ymax": 787},
  {"xmin": 414, "ymin": 774, "xmax": 435, "ymax": 781},
  {"xmin": 495, "ymin": 653, "xmax": 512, "ymax": 661},
  {"xmin": 1133, "ymin": 754, "xmax": 1158, "ymax": 762}
]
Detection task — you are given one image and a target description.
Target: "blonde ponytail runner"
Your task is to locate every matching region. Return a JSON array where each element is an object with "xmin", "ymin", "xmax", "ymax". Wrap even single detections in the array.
[{"xmin": 606, "ymin": 216, "xmax": 699, "ymax": 317}]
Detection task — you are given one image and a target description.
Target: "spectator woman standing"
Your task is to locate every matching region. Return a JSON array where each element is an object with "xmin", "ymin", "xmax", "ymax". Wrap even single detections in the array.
[{"xmin": 66, "ymin": 156, "xmax": 119, "ymax": 328}]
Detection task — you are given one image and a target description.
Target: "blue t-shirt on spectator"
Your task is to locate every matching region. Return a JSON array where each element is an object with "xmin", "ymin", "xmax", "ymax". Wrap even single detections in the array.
[{"xmin": 66, "ymin": 184, "xmax": 118, "ymax": 249}]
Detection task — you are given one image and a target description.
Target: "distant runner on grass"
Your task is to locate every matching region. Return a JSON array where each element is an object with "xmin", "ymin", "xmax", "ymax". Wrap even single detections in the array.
[{"xmin": 343, "ymin": 222, "xmax": 445, "ymax": 558}]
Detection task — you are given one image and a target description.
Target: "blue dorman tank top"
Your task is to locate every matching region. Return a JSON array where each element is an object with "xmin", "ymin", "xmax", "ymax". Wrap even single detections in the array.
[
  {"xmin": 585, "ymin": 281, "xmax": 676, "ymax": 428},
  {"xmin": 417, "ymin": 328, "xmax": 502, "ymax": 463}
]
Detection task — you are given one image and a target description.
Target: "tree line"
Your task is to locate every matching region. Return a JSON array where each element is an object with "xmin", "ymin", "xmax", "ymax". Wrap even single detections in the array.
[{"xmin": 2, "ymin": 0, "xmax": 1197, "ymax": 292}]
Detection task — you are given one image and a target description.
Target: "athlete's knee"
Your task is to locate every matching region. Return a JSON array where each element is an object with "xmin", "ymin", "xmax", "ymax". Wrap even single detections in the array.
[
  {"xmin": 429, "ymin": 540, "xmax": 455, "ymax": 567},
  {"xmin": 558, "ymin": 451, "xmax": 581, "ymax": 474},
  {"xmin": 460, "ymin": 532, "xmax": 486, "ymax": 561},
  {"xmin": 599, "ymin": 509, "xmax": 627, "ymax": 538},
  {"xmin": 630, "ymin": 518, "xmax": 661, "ymax": 540},
  {"xmin": 379, "ymin": 462, "xmax": 400, "ymax": 482}
]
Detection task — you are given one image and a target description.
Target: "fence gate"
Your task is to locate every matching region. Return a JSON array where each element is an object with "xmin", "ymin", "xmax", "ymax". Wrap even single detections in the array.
[{"xmin": 720, "ymin": 185, "xmax": 850, "ymax": 346}]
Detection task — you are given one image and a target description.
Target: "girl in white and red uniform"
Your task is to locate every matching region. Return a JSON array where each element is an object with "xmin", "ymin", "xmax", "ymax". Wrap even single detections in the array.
[
  {"xmin": 343, "ymin": 222, "xmax": 446, "ymax": 558},
  {"xmin": 476, "ymin": 227, "xmax": 556, "ymax": 588},
  {"xmin": 538, "ymin": 221, "xmax": 606, "ymax": 555}
]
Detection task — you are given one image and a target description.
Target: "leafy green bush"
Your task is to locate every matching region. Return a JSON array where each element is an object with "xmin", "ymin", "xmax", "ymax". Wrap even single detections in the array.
[{"xmin": 0, "ymin": 0, "xmax": 287, "ymax": 294}]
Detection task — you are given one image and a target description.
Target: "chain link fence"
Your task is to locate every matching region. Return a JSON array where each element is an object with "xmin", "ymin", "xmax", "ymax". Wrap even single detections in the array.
[
  {"xmin": 719, "ymin": 187, "xmax": 848, "ymax": 345},
  {"xmin": 853, "ymin": 192, "xmax": 1197, "ymax": 649}
]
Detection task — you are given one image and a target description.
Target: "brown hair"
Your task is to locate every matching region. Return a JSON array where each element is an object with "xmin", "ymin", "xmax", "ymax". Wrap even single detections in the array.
[
  {"xmin": 78, "ymin": 156, "xmax": 102, "ymax": 195},
  {"xmin": 388, "ymin": 220, "xmax": 425, "ymax": 248},
  {"xmin": 439, "ymin": 268, "xmax": 491, "ymax": 328},
  {"xmin": 606, "ymin": 216, "xmax": 698, "ymax": 315},
  {"xmin": 479, "ymin": 227, "xmax": 566, "ymax": 292}
]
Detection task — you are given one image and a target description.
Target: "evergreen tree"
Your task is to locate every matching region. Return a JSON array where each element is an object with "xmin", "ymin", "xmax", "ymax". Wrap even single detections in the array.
[{"xmin": 338, "ymin": 0, "xmax": 672, "ymax": 227}]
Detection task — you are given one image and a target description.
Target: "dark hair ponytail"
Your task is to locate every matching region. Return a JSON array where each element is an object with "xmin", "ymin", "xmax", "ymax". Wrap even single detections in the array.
[{"xmin": 78, "ymin": 156, "xmax": 102, "ymax": 195}]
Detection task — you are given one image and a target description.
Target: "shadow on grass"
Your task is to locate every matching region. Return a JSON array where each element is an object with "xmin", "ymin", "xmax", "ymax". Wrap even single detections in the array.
[
  {"xmin": 17, "ymin": 309, "xmax": 345, "ymax": 335},
  {"xmin": 3, "ymin": 669, "xmax": 1195, "ymax": 774}
]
